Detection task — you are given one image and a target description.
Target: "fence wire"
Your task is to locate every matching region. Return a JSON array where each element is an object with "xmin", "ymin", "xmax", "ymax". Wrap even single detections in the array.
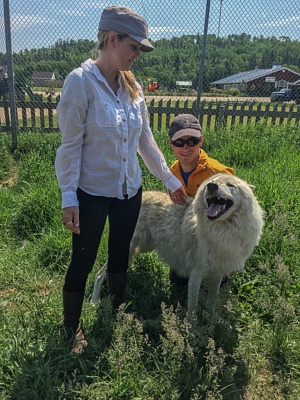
[{"xmin": 1, "ymin": 0, "xmax": 300, "ymax": 134}]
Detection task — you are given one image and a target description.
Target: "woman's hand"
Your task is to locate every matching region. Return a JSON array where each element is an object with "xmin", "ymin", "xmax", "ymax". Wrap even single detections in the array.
[
  {"xmin": 169, "ymin": 186, "xmax": 187, "ymax": 206},
  {"xmin": 62, "ymin": 206, "xmax": 80, "ymax": 234}
]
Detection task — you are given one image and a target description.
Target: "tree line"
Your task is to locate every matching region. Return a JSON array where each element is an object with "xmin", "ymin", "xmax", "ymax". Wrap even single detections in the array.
[{"xmin": 0, "ymin": 33, "xmax": 300, "ymax": 92}]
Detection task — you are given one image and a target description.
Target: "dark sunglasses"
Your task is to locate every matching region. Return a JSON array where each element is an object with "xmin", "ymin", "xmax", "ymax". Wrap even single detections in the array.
[{"xmin": 171, "ymin": 137, "xmax": 200, "ymax": 147}]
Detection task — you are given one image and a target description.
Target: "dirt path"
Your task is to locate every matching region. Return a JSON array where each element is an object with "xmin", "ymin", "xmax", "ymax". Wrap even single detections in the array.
[
  {"xmin": 145, "ymin": 95, "xmax": 271, "ymax": 102},
  {"xmin": 0, "ymin": 107, "xmax": 57, "ymax": 124}
]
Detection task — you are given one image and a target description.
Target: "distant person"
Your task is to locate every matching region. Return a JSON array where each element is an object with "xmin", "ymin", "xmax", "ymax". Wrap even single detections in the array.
[
  {"xmin": 168, "ymin": 114, "xmax": 234, "ymax": 285},
  {"xmin": 55, "ymin": 5, "xmax": 187, "ymax": 354}
]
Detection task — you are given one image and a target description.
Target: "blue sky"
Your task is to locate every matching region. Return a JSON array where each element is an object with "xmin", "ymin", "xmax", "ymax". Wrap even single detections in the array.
[{"xmin": 1, "ymin": 0, "xmax": 299, "ymax": 53}]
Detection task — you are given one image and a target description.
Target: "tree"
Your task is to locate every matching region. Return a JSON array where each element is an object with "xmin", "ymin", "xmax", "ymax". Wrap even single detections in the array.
[{"xmin": 3, "ymin": 34, "xmax": 300, "ymax": 97}]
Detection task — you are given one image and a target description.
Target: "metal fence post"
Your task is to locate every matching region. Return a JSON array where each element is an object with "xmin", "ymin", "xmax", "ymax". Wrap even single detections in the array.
[
  {"xmin": 3, "ymin": 0, "xmax": 18, "ymax": 149},
  {"xmin": 216, "ymin": 104, "xmax": 225, "ymax": 129},
  {"xmin": 196, "ymin": 0, "xmax": 211, "ymax": 120}
]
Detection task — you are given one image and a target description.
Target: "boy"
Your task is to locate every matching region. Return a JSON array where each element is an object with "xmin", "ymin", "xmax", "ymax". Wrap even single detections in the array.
[
  {"xmin": 168, "ymin": 114, "xmax": 234, "ymax": 286},
  {"xmin": 168, "ymin": 114, "xmax": 234, "ymax": 200}
]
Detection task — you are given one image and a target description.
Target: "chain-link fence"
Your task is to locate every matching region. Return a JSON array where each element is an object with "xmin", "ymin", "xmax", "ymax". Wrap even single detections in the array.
[{"xmin": 1, "ymin": 0, "xmax": 300, "ymax": 137}]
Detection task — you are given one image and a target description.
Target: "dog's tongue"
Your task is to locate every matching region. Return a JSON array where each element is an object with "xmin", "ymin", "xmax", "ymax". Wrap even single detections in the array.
[{"xmin": 207, "ymin": 203, "xmax": 222, "ymax": 218}]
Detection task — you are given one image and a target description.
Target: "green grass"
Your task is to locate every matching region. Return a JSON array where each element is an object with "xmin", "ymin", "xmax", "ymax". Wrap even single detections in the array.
[{"xmin": 0, "ymin": 124, "xmax": 299, "ymax": 399}]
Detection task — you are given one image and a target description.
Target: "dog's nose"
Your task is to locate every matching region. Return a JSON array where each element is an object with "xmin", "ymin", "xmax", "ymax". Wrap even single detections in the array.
[{"xmin": 207, "ymin": 182, "xmax": 219, "ymax": 192}]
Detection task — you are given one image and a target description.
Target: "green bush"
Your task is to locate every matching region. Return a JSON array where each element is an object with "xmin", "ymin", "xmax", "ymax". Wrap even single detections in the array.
[{"xmin": 227, "ymin": 87, "xmax": 241, "ymax": 96}]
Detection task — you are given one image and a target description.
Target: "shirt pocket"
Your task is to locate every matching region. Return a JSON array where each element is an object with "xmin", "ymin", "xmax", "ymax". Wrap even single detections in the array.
[
  {"xmin": 93, "ymin": 100, "xmax": 118, "ymax": 128},
  {"xmin": 127, "ymin": 102, "xmax": 143, "ymax": 131}
]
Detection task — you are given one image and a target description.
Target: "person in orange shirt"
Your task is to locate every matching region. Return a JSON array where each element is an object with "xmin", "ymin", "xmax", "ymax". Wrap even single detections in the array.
[
  {"xmin": 168, "ymin": 114, "xmax": 234, "ymax": 200},
  {"xmin": 168, "ymin": 114, "xmax": 234, "ymax": 286}
]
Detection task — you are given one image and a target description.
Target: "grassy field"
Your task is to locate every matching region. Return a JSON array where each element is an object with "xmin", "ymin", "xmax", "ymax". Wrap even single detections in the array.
[{"xmin": 0, "ymin": 123, "xmax": 299, "ymax": 399}]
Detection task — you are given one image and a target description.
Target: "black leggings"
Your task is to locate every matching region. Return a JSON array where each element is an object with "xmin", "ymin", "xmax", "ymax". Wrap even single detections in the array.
[{"xmin": 64, "ymin": 187, "xmax": 142, "ymax": 293}]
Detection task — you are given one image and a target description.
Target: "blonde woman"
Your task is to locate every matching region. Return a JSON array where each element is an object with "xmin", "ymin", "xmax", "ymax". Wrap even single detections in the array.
[{"xmin": 55, "ymin": 6, "xmax": 187, "ymax": 354}]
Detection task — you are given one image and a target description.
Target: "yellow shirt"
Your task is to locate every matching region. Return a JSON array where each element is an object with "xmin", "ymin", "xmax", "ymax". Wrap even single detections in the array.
[{"xmin": 170, "ymin": 149, "xmax": 234, "ymax": 198}]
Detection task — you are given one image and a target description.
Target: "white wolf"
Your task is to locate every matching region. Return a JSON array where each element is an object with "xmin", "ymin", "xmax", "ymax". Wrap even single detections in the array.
[{"xmin": 91, "ymin": 173, "xmax": 264, "ymax": 315}]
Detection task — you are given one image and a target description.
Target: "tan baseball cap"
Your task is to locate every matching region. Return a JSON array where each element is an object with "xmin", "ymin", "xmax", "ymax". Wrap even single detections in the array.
[{"xmin": 169, "ymin": 114, "xmax": 202, "ymax": 141}]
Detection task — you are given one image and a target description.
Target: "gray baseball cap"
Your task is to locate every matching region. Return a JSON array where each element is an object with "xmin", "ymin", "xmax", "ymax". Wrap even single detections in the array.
[{"xmin": 98, "ymin": 6, "xmax": 154, "ymax": 52}]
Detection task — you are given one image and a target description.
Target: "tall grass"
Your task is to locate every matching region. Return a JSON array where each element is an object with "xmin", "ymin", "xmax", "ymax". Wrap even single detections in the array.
[{"xmin": 0, "ymin": 124, "xmax": 299, "ymax": 399}]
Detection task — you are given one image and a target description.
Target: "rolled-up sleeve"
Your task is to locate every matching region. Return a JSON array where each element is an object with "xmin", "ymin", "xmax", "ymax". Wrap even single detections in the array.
[{"xmin": 137, "ymin": 101, "xmax": 182, "ymax": 193}]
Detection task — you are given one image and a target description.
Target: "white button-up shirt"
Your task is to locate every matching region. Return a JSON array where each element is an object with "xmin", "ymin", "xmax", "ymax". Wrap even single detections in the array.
[{"xmin": 55, "ymin": 59, "xmax": 181, "ymax": 208}]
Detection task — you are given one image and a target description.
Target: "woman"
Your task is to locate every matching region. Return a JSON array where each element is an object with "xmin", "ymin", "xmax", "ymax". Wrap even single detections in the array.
[{"xmin": 55, "ymin": 5, "xmax": 187, "ymax": 354}]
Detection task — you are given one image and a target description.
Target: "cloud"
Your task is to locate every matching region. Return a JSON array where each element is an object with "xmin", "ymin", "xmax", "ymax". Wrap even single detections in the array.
[
  {"xmin": 82, "ymin": 1, "xmax": 106, "ymax": 8},
  {"xmin": 10, "ymin": 13, "xmax": 56, "ymax": 30},
  {"xmin": 262, "ymin": 14, "xmax": 300, "ymax": 28},
  {"xmin": 149, "ymin": 26, "xmax": 186, "ymax": 39},
  {"xmin": 64, "ymin": 10, "xmax": 86, "ymax": 16}
]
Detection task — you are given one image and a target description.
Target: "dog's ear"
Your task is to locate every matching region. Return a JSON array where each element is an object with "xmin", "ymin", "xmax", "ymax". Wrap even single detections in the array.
[{"xmin": 249, "ymin": 184, "xmax": 256, "ymax": 191}]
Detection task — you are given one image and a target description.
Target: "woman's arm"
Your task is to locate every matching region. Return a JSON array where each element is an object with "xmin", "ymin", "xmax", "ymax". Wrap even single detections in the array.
[
  {"xmin": 138, "ymin": 101, "xmax": 187, "ymax": 204},
  {"xmin": 55, "ymin": 72, "xmax": 88, "ymax": 208}
]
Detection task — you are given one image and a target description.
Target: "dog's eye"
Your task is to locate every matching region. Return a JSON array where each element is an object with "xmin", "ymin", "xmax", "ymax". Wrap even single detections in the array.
[{"xmin": 227, "ymin": 183, "xmax": 235, "ymax": 188}]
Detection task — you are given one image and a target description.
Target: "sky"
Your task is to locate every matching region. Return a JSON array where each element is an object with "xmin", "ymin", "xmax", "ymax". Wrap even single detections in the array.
[{"xmin": 0, "ymin": 0, "xmax": 299, "ymax": 53}]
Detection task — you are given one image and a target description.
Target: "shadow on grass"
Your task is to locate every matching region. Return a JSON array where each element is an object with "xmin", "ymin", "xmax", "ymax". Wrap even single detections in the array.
[
  {"xmin": 9, "ymin": 253, "xmax": 248, "ymax": 399},
  {"xmin": 89, "ymin": 253, "xmax": 250, "ymax": 399}
]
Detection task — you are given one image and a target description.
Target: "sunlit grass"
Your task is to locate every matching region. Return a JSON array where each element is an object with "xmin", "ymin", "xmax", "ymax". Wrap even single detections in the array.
[{"xmin": 0, "ymin": 126, "xmax": 299, "ymax": 399}]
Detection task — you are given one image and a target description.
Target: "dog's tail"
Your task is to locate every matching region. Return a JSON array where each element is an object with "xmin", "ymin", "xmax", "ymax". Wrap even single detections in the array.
[{"xmin": 90, "ymin": 261, "xmax": 108, "ymax": 305}]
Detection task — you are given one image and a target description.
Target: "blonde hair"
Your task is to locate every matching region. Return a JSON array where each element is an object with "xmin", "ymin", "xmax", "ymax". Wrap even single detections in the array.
[{"xmin": 97, "ymin": 31, "xmax": 140, "ymax": 101}]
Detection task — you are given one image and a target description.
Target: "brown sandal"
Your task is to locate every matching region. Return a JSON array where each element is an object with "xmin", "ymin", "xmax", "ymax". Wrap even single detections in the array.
[{"xmin": 72, "ymin": 327, "xmax": 88, "ymax": 355}]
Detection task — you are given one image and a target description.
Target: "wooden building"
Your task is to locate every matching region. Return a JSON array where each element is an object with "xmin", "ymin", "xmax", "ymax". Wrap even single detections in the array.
[
  {"xmin": 32, "ymin": 71, "xmax": 56, "ymax": 87},
  {"xmin": 211, "ymin": 64, "xmax": 300, "ymax": 96}
]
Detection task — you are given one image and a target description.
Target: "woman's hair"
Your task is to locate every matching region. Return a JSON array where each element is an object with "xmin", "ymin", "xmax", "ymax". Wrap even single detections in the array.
[{"xmin": 97, "ymin": 31, "xmax": 140, "ymax": 101}]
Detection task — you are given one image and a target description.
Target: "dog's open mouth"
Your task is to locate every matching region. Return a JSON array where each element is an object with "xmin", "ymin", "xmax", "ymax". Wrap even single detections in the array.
[{"xmin": 207, "ymin": 196, "xmax": 234, "ymax": 220}]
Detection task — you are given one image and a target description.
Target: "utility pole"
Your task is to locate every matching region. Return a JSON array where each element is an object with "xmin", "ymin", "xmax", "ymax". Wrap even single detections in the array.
[
  {"xmin": 217, "ymin": 0, "xmax": 223, "ymax": 38},
  {"xmin": 196, "ymin": 0, "xmax": 211, "ymax": 119},
  {"xmin": 3, "ymin": 0, "xmax": 18, "ymax": 149}
]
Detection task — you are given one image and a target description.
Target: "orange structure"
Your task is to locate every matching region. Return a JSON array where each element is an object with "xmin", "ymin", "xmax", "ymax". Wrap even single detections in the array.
[{"xmin": 145, "ymin": 77, "xmax": 158, "ymax": 92}]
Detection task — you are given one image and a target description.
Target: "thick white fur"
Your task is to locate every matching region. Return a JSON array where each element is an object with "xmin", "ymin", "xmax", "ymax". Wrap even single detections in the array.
[
  {"xmin": 131, "ymin": 174, "xmax": 264, "ymax": 311},
  {"xmin": 91, "ymin": 173, "xmax": 264, "ymax": 315}
]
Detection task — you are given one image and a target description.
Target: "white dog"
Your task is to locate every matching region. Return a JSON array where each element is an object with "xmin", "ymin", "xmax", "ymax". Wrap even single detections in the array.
[{"xmin": 91, "ymin": 173, "xmax": 264, "ymax": 316}]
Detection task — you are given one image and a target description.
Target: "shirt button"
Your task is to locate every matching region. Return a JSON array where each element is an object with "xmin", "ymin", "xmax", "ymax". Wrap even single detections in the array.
[
  {"xmin": 117, "ymin": 100, "xmax": 120, "ymax": 103},
  {"xmin": 123, "ymin": 158, "xmax": 126, "ymax": 162},
  {"xmin": 123, "ymin": 118, "xmax": 126, "ymax": 122},
  {"xmin": 123, "ymin": 139, "xmax": 127, "ymax": 142}
]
